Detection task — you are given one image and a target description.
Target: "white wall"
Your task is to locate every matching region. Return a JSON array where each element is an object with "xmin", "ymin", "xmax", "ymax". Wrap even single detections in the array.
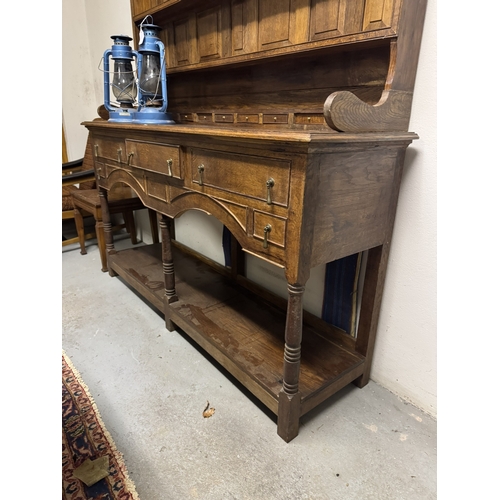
[
  {"xmin": 371, "ymin": 2, "xmax": 437, "ymax": 416},
  {"xmin": 62, "ymin": 0, "xmax": 437, "ymax": 417},
  {"xmin": 62, "ymin": 0, "xmax": 134, "ymax": 160},
  {"xmin": 62, "ymin": 0, "xmax": 97, "ymax": 160}
]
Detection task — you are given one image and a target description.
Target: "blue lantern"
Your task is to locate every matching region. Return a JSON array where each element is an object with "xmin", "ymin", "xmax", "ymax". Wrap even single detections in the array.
[
  {"xmin": 135, "ymin": 24, "xmax": 175, "ymax": 124},
  {"xmin": 103, "ymin": 35, "xmax": 138, "ymax": 122}
]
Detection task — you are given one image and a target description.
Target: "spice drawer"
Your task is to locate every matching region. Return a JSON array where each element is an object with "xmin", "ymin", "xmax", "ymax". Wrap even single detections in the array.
[
  {"xmin": 252, "ymin": 211, "xmax": 287, "ymax": 248},
  {"xmin": 189, "ymin": 148, "xmax": 291, "ymax": 207}
]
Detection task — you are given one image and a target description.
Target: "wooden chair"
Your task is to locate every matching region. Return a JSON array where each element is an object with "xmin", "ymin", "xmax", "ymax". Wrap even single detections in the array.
[
  {"xmin": 62, "ymin": 140, "xmax": 97, "ymax": 247},
  {"xmin": 72, "ymin": 186, "xmax": 159, "ymax": 272},
  {"xmin": 63, "ymin": 138, "xmax": 159, "ymax": 272}
]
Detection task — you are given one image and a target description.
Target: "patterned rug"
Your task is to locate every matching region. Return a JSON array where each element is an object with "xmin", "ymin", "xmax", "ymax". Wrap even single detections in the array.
[{"xmin": 62, "ymin": 352, "xmax": 140, "ymax": 500}]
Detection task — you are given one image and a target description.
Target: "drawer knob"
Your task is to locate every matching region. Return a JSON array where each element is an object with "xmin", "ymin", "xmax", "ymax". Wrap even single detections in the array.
[
  {"xmin": 263, "ymin": 224, "xmax": 272, "ymax": 249},
  {"xmin": 198, "ymin": 164, "xmax": 205, "ymax": 186},
  {"xmin": 94, "ymin": 145, "xmax": 99, "ymax": 157},
  {"xmin": 266, "ymin": 178, "xmax": 275, "ymax": 205},
  {"xmin": 127, "ymin": 152, "xmax": 134, "ymax": 166},
  {"xmin": 166, "ymin": 158, "xmax": 173, "ymax": 176}
]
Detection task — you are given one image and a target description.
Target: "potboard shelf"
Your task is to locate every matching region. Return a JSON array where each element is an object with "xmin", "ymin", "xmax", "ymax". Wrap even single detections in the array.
[{"xmin": 108, "ymin": 243, "xmax": 365, "ymax": 416}]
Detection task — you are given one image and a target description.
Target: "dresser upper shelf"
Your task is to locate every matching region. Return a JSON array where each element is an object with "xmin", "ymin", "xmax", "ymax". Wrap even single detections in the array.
[
  {"xmin": 132, "ymin": 0, "xmax": 401, "ymax": 67},
  {"xmin": 127, "ymin": 0, "xmax": 426, "ymax": 133}
]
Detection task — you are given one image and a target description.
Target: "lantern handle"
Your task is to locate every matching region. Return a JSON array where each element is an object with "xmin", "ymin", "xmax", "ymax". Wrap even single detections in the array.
[
  {"xmin": 102, "ymin": 49, "xmax": 113, "ymax": 113},
  {"xmin": 157, "ymin": 40, "xmax": 168, "ymax": 113},
  {"xmin": 139, "ymin": 15, "xmax": 153, "ymax": 29}
]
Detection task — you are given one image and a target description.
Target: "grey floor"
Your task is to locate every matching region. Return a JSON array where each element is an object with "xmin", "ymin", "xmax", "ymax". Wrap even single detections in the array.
[{"xmin": 62, "ymin": 230, "xmax": 437, "ymax": 500}]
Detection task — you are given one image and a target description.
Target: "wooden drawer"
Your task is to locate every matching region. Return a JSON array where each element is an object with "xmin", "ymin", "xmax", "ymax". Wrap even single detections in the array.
[
  {"xmin": 263, "ymin": 114, "xmax": 288, "ymax": 124},
  {"xmin": 190, "ymin": 148, "xmax": 291, "ymax": 207},
  {"xmin": 197, "ymin": 113, "xmax": 213, "ymax": 123},
  {"xmin": 126, "ymin": 140, "xmax": 181, "ymax": 179},
  {"xmin": 293, "ymin": 113, "xmax": 325, "ymax": 125},
  {"xmin": 93, "ymin": 137, "xmax": 127, "ymax": 163},
  {"xmin": 214, "ymin": 113, "xmax": 234, "ymax": 123},
  {"xmin": 237, "ymin": 114, "xmax": 260, "ymax": 124},
  {"xmin": 94, "ymin": 160, "xmax": 107, "ymax": 180},
  {"xmin": 253, "ymin": 211, "xmax": 286, "ymax": 248},
  {"xmin": 179, "ymin": 113, "xmax": 194, "ymax": 122}
]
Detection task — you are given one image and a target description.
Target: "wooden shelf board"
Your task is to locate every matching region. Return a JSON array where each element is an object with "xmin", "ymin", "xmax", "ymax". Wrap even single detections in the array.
[
  {"xmin": 108, "ymin": 245, "xmax": 166, "ymax": 312},
  {"xmin": 108, "ymin": 243, "xmax": 365, "ymax": 416}
]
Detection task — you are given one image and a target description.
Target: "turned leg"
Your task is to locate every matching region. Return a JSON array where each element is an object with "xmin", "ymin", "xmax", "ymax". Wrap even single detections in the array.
[
  {"xmin": 98, "ymin": 188, "xmax": 117, "ymax": 277},
  {"xmin": 73, "ymin": 207, "xmax": 87, "ymax": 255},
  {"xmin": 95, "ymin": 219, "xmax": 107, "ymax": 272},
  {"xmin": 277, "ymin": 283, "xmax": 305, "ymax": 442},
  {"xmin": 160, "ymin": 214, "xmax": 178, "ymax": 331}
]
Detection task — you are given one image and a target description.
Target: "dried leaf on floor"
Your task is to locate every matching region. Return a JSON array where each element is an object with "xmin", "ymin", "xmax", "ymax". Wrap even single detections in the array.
[{"xmin": 203, "ymin": 401, "xmax": 215, "ymax": 418}]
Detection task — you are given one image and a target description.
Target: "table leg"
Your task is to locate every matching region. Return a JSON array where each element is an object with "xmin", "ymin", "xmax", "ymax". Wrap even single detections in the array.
[
  {"xmin": 354, "ymin": 150, "xmax": 406, "ymax": 387},
  {"xmin": 73, "ymin": 207, "xmax": 87, "ymax": 255},
  {"xmin": 277, "ymin": 283, "xmax": 305, "ymax": 442},
  {"xmin": 95, "ymin": 219, "xmax": 107, "ymax": 273},
  {"xmin": 353, "ymin": 244, "xmax": 387, "ymax": 388},
  {"xmin": 160, "ymin": 214, "xmax": 178, "ymax": 331},
  {"xmin": 99, "ymin": 188, "xmax": 116, "ymax": 277}
]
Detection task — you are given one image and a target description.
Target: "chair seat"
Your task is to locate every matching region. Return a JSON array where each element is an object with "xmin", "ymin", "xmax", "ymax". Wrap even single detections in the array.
[
  {"xmin": 71, "ymin": 187, "xmax": 146, "ymax": 214},
  {"xmin": 71, "ymin": 186, "xmax": 159, "ymax": 272}
]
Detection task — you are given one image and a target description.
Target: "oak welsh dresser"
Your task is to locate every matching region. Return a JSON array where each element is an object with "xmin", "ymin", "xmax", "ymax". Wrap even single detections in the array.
[{"xmin": 83, "ymin": 0, "xmax": 427, "ymax": 442}]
